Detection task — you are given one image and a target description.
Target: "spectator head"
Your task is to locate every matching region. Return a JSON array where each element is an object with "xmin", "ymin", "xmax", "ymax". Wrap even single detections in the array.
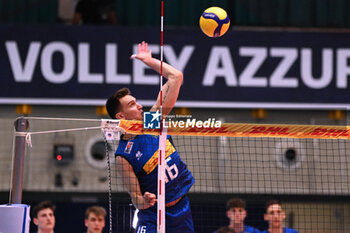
[
  {"xmin": 85, "ymin": 206, "xmax": 106, "ymax": 233},
  {"xmin": 226, "ymin": 198, "xmax": 247, "ymax": 225},
  {"xmin": 264, "ymin": 200, "xmax": 286, "ymax": 230},
  {"xmin": 32, "ymin": 201, "xmax": 56, "ymax": 233}
]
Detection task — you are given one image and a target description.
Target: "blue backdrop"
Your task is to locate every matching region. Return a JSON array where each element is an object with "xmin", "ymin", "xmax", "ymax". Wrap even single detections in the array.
[{"xmin": 1, "ymin": 25, "xmax": 350, "ymax": 109}]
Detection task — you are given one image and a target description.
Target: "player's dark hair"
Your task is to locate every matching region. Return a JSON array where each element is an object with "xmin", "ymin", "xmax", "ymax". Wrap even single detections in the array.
[
  {"xmin": 265, "ymin": 199, "xmax": 281, "ymax": 212},
  {"xmin": 85, "ymin": 206, "xmax": 106, "ymax": 219},
  {"xmin": 226, "ymin": 198, "xmax": 246, "ymax": 210},
  {"xmin": 32, "ymin": 200, "xmax": 56, "ymax": 218},
  {"xmin": 106, "ymin": 88, "xmax": 131, "ymax": 119}
]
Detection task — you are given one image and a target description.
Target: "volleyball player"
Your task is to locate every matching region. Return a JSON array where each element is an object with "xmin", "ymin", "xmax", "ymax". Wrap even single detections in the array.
[
  {"xmin": 106, "ymin": 41, "xmax": 195, "ymax": 233},
  {"xmin": 262, "ymin": 200, "xmax": 299, "ymax": 233}
]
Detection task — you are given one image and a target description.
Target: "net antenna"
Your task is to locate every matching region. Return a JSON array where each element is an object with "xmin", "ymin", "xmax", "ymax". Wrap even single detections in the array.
[{"xmin": 157, "ymin": 1, "xmax": 166, "ymax": 233}]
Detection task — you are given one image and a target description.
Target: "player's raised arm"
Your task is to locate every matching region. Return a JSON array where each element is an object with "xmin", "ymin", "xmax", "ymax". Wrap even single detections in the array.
[{"xmin": 131, "ymin": 41, "xmax": 183, "ymax": 118}]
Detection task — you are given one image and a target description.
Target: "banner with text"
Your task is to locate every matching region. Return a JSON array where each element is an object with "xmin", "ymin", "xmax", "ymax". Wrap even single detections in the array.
[{"xmin": 1, "ymin": 25, "xmax": 350, "ymax": 109}]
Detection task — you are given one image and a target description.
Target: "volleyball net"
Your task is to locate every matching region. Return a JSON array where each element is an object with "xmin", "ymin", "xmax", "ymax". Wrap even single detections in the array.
[{"xmin": 7, "ymin": 117, "xmax": 350, "ymax": 232}]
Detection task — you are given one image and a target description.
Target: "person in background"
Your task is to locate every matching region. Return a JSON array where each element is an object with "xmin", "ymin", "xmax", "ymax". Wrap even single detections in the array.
[
  {"xmin": 214, "ymin": 198, "xmax": 260, "ymax": 233},
  {"xmin": 84, "ymin": 206, "xmax": 106, "ymax": 233},
  {"xmin": 261, "ymin": 200, "xmax": 298, "ymax": 233},
  {"xmin": 225, "ymin": 198, "xmax": 260, "ymax": 233},
  {"xmin": 32, "ymin": 201, "xmax": 56, "ymax": 233}
]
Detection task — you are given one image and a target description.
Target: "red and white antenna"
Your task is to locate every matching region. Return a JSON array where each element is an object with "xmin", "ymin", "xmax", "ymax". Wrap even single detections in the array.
[{"xmin": 157, "ymin": 1, "xmax": 166, "ymax": 233}]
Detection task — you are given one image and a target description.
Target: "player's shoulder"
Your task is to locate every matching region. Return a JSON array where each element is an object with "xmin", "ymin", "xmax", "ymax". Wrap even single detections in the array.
[
  {"xmin": 284, "ymin": 228, "xmax": 299, "ymax": 233},
  {"xmin": 116, "ymin": 137, "xmax": 139, "ymax": 156},
  {"xmin": 119, "ymin": 134, "xmax": 147, "ymax": 144}
]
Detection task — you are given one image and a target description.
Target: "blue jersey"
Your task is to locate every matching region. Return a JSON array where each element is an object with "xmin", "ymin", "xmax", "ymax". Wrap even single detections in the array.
[
  {"xmin": 244, "ymin": 225, "xmax": 261, "ymax": 233},
  {"xmin": 261, "ymin": 228, "xmax": 298, "ymax": 233},
  {"xmin": 115, "ymin": 134, "xmax": 195, "ymax": 204}
]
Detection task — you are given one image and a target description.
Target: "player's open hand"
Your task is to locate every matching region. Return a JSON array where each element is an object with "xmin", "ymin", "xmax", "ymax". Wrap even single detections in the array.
[
  {"xmin": 130, "ymin": 41, "xmax": 152, "ymax": 62},
  {"xmin": 143, "ymin": 191, "xmax": 157, "ymax": 209}
]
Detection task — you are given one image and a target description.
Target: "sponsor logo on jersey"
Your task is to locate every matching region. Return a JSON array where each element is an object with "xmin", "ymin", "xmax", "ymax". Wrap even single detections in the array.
[{"xmin": 124, "ymin": 141, "xmax": 133, "ymax": 154}]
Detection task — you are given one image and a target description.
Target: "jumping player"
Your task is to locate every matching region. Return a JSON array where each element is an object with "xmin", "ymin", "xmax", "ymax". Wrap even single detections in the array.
[{"xmin": 106, "ymin": 41, "xmax": 195, "ymax": 233}]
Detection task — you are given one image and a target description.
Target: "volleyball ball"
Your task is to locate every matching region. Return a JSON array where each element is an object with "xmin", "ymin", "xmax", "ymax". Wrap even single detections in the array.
[{"xmin": 199, "ymin": 7, "xmax": 230, "ymax": 38}]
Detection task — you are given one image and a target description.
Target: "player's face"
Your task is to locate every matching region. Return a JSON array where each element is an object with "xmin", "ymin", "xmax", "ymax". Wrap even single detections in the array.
[
  {"xmin": 264, "ymin": 204, "xmax": 286, "ymax": 229},
  {"xmin": 118, "ymin": 95, "xmax": 143, "ymax": 120},
  {"xmin": 227, "ymin": 207, "xmax": 247, "ymax": 224},
  {"xmin": 85, "ymin": 213, "xmax": 105, "ymax": 233},
  {"xmin": 33, "ymin": 208, "xmax": 55, "ymax": 232}
]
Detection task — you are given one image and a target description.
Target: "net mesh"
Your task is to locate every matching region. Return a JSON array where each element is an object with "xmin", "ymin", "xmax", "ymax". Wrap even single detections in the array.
[
  {"xmin": 107, "ymin": 135, "xmax": 350, "ymax": 232},
  {"xmin": 7, "ymin": 117, "xmax": 350, "ymax": 232}
]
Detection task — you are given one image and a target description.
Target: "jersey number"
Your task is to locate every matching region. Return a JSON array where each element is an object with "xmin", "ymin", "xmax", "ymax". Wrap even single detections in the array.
[
  {"xmin": 136, "ymin": 226, "xmax": 146, "ymax": 233},
  {"xmin": 164, "ymin": 157, "xmax": 178, "ymax": 183}
]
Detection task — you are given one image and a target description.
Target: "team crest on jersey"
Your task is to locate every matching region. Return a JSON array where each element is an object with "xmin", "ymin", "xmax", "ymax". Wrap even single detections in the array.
[{"xmin": 124, "ymin": 142, "xmax": 134, "ymax": 154}]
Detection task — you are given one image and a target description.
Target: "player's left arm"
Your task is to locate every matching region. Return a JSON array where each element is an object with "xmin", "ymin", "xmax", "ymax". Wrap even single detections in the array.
[{"xmin": 131, "ymin": 41, "xmax": 183, "ymax": 118}]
